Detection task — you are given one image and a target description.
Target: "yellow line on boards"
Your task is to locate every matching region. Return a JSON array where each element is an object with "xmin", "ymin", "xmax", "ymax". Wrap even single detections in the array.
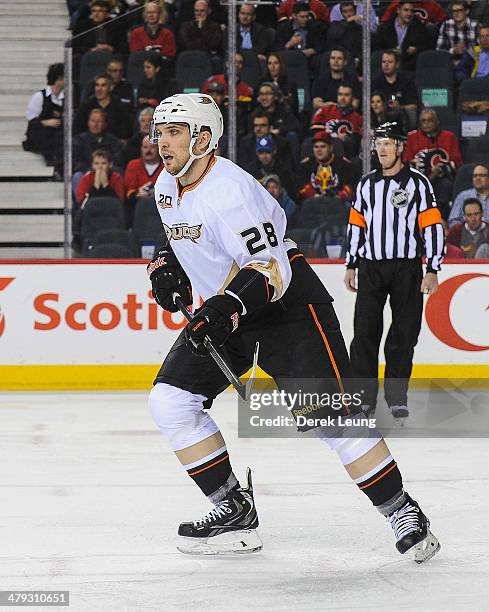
[{"xmin": 0, "ymin": 364, "xmax": 488, "ymax": 391}]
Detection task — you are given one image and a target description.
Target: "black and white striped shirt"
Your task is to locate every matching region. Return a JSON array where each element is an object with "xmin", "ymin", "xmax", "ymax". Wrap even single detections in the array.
[{"xmin": 346, "ymin": 165, "xmax": 445, "ymax": 272}]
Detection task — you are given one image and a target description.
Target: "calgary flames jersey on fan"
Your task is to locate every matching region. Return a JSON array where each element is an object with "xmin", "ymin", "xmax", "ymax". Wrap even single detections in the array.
[
  {"xmin": 310, "ymin": 104, "xmax": 362, "ymax": 136},
  {"xmin": 153, "ymin": 155, "xmax": 292, "ymax": 302}
]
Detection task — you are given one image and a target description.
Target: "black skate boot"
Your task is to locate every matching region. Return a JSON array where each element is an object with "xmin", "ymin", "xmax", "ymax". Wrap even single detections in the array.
[
  {"xmin": 177, "ymin": 468, "xmax": 262, "ymax": 555},
  {"xmin": 388, "ymin": 493, "xmax": 440, "ymax": 563}
]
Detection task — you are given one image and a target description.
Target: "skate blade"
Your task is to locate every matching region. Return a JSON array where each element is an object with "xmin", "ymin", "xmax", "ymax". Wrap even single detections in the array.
[
  {"xmin": 412, "ymin": 530, "xmax": 441, "ymax": 564},
  {"xmin": 177, "ymin": 529, "xmax": 263, "ymax": 556}
]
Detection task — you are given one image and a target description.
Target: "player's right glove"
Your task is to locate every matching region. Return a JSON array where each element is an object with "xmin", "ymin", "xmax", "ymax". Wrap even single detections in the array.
[{"xmin": 147, "ymin": 249, "xmax": 192, "ymax": 313}]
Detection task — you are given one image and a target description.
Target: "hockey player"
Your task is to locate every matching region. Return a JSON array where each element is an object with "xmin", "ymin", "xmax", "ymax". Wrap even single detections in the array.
[{"xmin": 147, "ymin": 93, "xmax": 440, "ymax": 562}]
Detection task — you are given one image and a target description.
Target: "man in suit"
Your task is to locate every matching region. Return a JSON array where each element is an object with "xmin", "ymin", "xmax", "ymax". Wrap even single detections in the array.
[
  {"xmin": 375, "ymin": 0, "xmax": 429, "ymax": 71},
  {"xmin": 236, "ymin": 3, "xmax": 270, "ymax": 60}
]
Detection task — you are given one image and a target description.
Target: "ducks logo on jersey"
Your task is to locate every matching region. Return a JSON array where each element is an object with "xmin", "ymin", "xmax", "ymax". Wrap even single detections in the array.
[{"xmin": 164, "ymin": 223, "xmax": 202, "ymax": 243}]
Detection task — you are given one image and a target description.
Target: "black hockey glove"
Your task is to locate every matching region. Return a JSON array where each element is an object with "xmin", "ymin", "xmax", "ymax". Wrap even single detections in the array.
[
  {"xmin": 147, "ymin": 250, "xmax": 192, "ymax": 313},
  {"xmin": 185, "ymin": 295, "xmax": 242, "ymax": 356}
]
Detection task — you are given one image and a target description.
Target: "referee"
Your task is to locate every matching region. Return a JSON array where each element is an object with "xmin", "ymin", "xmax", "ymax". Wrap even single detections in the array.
[{"xmin": 344, "ymin": 122, "xmax": 445, "ymax": 422}]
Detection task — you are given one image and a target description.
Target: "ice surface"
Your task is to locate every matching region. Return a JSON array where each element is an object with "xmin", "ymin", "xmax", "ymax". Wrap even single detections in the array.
[{"xmin": 1, "ymin": 391, "xmax": 488, "ymax": 612}]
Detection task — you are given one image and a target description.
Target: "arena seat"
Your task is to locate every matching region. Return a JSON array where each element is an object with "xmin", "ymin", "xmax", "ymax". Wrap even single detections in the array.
[
  {"xmin": 176, "ymin": 50, "xmax": 212, "ymax": 93},
  {"xmin": 131, "ymin": 196, "xmax": 164, "ymax": 257},
  {"xmin": 277, "ymin": 50, "xmax": 310, "ymax": 111},
  {"xmin": 79, "ymin": 50, "xmax": 114, "ymax": 92},
  {"xmin": 80, "ymin": 197, "xmax": 125, "ymax": 252}
]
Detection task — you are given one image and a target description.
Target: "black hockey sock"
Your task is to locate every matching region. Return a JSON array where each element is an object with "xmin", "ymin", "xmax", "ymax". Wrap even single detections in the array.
[
  {"xmin": 356, "ymin": 459, "xmax": 404, "ymax": 507},
  {"xmin": 186, "ymin": 450, "xmax": 239, "ymax": 504}
]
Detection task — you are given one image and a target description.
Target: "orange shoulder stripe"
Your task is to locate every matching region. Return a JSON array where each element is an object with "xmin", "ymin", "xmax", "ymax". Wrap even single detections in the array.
[
  {"xmin": 349, "ymin": 207, "xmax": 367, "ymax": 228},
  {"xmin": 418, "ymin": 207, "xmax": 442, "ymax": 230}
]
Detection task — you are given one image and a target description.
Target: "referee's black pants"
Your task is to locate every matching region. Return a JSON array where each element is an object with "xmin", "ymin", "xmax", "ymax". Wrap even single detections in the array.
[{"xmin": 350, "ymin": 258, "xmax": 423, "ymax": 409}]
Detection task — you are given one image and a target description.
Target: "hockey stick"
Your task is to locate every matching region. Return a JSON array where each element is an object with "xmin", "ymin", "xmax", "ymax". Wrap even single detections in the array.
[{"xmin": 173, "ymin": 293, "xmax": 259, "ymax": 401}]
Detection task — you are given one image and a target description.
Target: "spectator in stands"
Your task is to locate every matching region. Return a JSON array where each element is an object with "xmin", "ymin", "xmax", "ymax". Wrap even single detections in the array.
[
  {"xmin": 255, "ymin": 53, "xmax": 299, "ymax": 115},
  {"xmin": 248, "ymin": 136, "xmax": 297, "ymax": 197},
  {"xmin": 455, "ymin": 24, "xmax": 489, "ymax": 82},
  {"xmin": 237, "ymin": 110, "xmax": 294, "ymax": 173},
  {"xmin": 375, "ymin": 1, "xmax": 429, "ymax": 72},
  {"xmin": 327, "ymin": 2, "xmax": 377, "ymax": 66},
  {"xmin": 310, "ymin": 83, "xmax": 362, "ymax": 158},
  {"xmin": 263, "ymin": 174, "xmax": 297, "ymax": 222},
  {"xmin": 277, "ymin": 0, "xmax": 330, "ymax": 24},
  {"xmin": 372, "ymin": 50, "xmax": 418, "ymax": 129},
  {"xmin": 404, "ymin": 108, "xmax": 463, "ymax": 217},
  {"xmin": 75, "ymin": 149, "xmax": 125, "ymax": 207},
  {"xmin": 446, "ymin": 198, "xmax": 489, "ymax": 257},
  {"xmin": 370, "ymin": 90, "xmax": 404, "ymax": 131},
  {"xmin": 124, "ymin": 135, "xmax": 163, "ymax": 223},
  {"xmin": 380, "ymin": 0, "xmax": 447, "ymax": 25},
  {"xmin": 442, "ymin": 219, "xmax": 465, "ymax": 257},
  {"xmin": 125, "ymin": 106, "xmax": 153, "ymax": 162},
  {"xmin": 449, "ymin": 164, "xmax": 489, "ymax": 226},
  {"xmin": 436, "ymin": 1, "xmax": 478, "ymax": 66},
  {"xmin": 129, "ymin": 2, "xmax": 176, "ymax": 58},
  {"xmin": 201, "ymin": 52, "xmax": 253, "ymax": 101},
  {"xmin": 106, "ymin": 58, "xmax": 134, "ymax": 109},
  {"xmin": 72, "ymin": 108, "xmax": 124, "ymax": 193},
  {"xmin": 298, "ymin": 131, "xmax": 353, "ymax": 202},
  {"xmin": 236, "ymin": 3, "xmax": 270, "ymax": 60},
  {"xmin": 179, "ymin": 0, "xmax": 223, "ymax": 56},
  {"xmin": 254, "ymin": 82, "xmax": 301, "ymax": 161},
  {"xmin": 23, "ymin": 62, "xmax": 64, "ymax": 172},
  {"xmin": 137, "ymin": 54, "xmax": 179, "ymax": 110},
  {"xmin": 73, "ymin": 0, "xmax": 126, "ymax": 55},
  {"xmin": 311, "ymin": 47, "xmax": 361, "ymax": 110},
  {"xmin": 75, "ymin": 73, "xmax": 132, "ymax": 139},
  {"xmin": 274, "ymin": 2, "xmax": 324, "ymax": 61}
]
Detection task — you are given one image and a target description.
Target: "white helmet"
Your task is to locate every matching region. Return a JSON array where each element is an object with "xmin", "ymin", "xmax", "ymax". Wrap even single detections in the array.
[{"xmin": 150, "ymin": 93, "xmax": 224, "ymax": 177}]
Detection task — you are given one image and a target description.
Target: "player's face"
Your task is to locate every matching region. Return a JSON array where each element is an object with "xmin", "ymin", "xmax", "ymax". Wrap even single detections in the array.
[
  {"xmin": 375, "ymin": 138, "xmax": 400, "ymax": 168},
  {"xmin": 464, "ymin": 204, "xmax": 483, "ymax": 230},
  {"xmin": 155, "ymin": 123, "xmax": 192, "ymax": 175}
]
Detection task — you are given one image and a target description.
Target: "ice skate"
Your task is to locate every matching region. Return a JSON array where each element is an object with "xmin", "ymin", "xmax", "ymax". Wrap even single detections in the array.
[
  {"xmin": 177, "ymin": 468, "xmax": 262, "ymax": 555},
  {"xmin": 390, "ymin": 405, "xmax": 409, "ymax": 427},
  {"xmin": 387, "ymin": 493, "xmax": 440, "ymax": 563}
]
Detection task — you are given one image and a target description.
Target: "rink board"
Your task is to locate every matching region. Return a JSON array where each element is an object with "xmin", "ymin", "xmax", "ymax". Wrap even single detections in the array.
[{"xmin": 0, "ymin": 259, "xmax": 488, "ymax": 389}]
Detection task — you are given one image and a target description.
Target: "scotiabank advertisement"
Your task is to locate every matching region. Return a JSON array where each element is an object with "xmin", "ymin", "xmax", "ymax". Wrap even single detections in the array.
[{"xmin": 0, "ymin": 261, "xmax": 488, "ymax": 382}]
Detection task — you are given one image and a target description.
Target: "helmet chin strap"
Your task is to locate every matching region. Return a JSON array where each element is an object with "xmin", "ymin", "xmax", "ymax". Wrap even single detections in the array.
[{"xmin": 173, "ymin": 133, "xmax": 215, "ymax": 179}]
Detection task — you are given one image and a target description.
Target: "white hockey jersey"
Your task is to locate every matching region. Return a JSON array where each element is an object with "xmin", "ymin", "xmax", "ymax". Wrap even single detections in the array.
[{"xmin": 153, "ymin": 156, "xmax": 293, "ymax": 307}]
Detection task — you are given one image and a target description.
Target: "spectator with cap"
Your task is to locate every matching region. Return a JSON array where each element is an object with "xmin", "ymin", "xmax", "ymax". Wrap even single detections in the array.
[
  {"xmin": 403, "ymin": 108, "xmax": 462, "ymax": 218},
  {"xmin": 74, "ymin": 73, "xmax": 132, "ymax": 139},
  {"xmin": 446, "ymin": 198, "xmax": 489, "ymax": 258},
  {"xmin": 436, "ymin": 1, "xmax": 478, "ymax": 66},
  {"xmin": 179, "ymin": 0, "xmax": 223, "ymax": 55},
  {"xmin": 201, "ymin": 52, "xmax": 253, "ymax": 102},
  {"xmin": 23, "ymin": 62, "xmax": 64, "ymax": 172},
  {"xmin": 449, "ymin": 164, "xmax": 489, "ymax": 226},
  {"xmin": 262, "ymin": 174, "xmax": 298, "ymax": 222},
  {"xmin": 249, "ymin": 135, "xmax": 297, "ymax": 197},
  {"xmin": 129, "ymin": 1, "xmax": 176, "ymax": 62},
  {"xmin": 72, "ymin": 108, "xmax": 124, "ymax": 195},
  {"xmin": 238, "ymin": 110, "xmax": 294, "ymax": 173},
  {"xmin": 311, "ymin": 47, "xmax": 361, "ymax": 111},
  {"xmin": 274, "ymin": 2, "xmax": 325, "ymax": 60},
  {"xmin": 236, "ymin": 3, "xmax": 270, "ymax": 60},
  {"xmin": 298, "ymin": 131, "xmax": 354, "ymax": 202},
  {"xmin": 375, "ymin": 1, "xmax": 429, "ymax": 73},
  {"xmin": 310, "ymin": 83, "xmax": 362, "ymax": 158},
  {"xmin": 125, "ymin": 106, "xmax": 153, "ymax": 163},
  {"xmin": 124, "ymin": 135, "xmax": 163, "ymax": 225}
]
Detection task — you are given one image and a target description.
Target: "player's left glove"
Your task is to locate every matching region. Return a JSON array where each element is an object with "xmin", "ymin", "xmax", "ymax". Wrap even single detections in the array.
[{"xmin": 185, "ymin": 294, "xmax": 242, "ymax": 356}]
